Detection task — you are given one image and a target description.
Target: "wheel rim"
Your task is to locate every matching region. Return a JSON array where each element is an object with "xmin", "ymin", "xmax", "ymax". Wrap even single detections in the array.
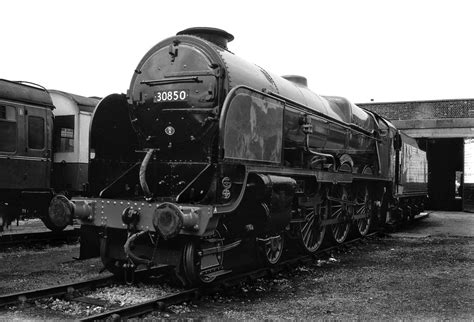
[
  {"xmin": 183, "ymin": 241, "xmax": 216, "ymax": 285},
  {"xmin": 330, "ymin": 186, "xmax": 351, "ymax": 244},
  {"xmin": 356, "ymin": 186, "xmax": 372, "ymax": 236},
  {"xmin": 183, "ymin": 234, "xmax": 224, "ymax": 285},
  {"xmin": 262, "ymin": 234, "xmax": 284, "ymax": 265},
  {"xmin": 298, "ymin": 200, "xmax": 327, "ymax": 253},
  {"xmin": 183, "ymin": 241, "xmax": 214, "ymax": 285}
]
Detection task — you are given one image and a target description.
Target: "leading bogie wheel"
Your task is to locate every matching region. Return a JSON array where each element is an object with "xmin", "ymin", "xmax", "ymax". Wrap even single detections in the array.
[
  {"xmin": 182, "ymin": 234, "xmax": 224, "ymax": 286},
  {"xmin": 183, "ymin": 241, "xmax": 212, "ymax": 285}
]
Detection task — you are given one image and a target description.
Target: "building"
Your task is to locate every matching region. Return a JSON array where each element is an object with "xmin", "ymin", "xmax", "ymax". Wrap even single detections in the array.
[{"xmin": 358, "ymin": 99, "xmax": 474, "ymax": 212}]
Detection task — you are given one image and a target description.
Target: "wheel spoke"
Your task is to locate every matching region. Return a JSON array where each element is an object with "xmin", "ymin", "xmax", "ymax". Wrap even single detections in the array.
[
  {"xmin": 297, "ymin": 194, "xmax": 327, "ymax": 253},
  {"xmin": 302, "ymin": 224, "xmax": 311, "ymax": 243},
  {"xmin": 355, "ymin": 187, "xmax": 372, "ymax": 236},
  {"xmin": 262, "ymin": 234, "xmax": 284, "ymax": 265},
  {"xmin": 304, "ymin": 210, "xmax": 315, "ymax": 222},
  {"xmin": 302, "ymin": 212, "xmax": 315, "ymax": 233},
  {"xmin": 303, "ymin": 226, "xmax": 312, "ymax": 245},
  {"xmin": 302, "ymin": 224, "xmax": 311, "ymax": 239},
  {"xmin": 329, "ymin": 186, "xmax": 351, "ymax": 243}
]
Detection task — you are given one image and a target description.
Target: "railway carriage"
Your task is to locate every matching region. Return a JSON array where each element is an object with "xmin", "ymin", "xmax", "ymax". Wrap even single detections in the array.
[
  {"xmin": 0, "ymin": 79, "xmax": 98, "ymax": 231},
  {"xmin": 0, "ymin": 80, "xmax": 54, "ymax": 230},
  {"xmin": 49, "ymin": 27, "xmax": 427, "ymax": 285}
]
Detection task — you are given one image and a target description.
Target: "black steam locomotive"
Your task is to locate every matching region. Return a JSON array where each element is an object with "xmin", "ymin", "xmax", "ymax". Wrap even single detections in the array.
[
  {"xmin": 0, "ymin": 79, "xmax": 98, "ymax": 231},
  {"xmin": 50, "ymin": 27, "xmax": 428, "ymax": 285}
]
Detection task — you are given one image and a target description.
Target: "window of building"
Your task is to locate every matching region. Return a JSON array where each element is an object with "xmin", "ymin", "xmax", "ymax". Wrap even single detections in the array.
[
  {"xmin": 54, "ymin": 115, "xmax": 75, "ymax": 152},
  {"xmin": 28, "ymin": 115, "xmax": 45, "ymax": 149},
  {"xmin": 0, "ymin": 105, "xmax": 17, "ymax": 152}
]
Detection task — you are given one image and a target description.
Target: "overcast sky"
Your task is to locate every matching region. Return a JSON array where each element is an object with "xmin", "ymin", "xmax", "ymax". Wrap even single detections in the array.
[{"xmin": 1, "ymin": 0, "xmax": 473, "ymax": 103}]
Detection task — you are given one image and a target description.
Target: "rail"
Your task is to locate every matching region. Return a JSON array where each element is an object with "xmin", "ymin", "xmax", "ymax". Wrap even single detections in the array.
[{"xmin": 0, "ymin": 228, "xmax": 80, "ymax": 248}]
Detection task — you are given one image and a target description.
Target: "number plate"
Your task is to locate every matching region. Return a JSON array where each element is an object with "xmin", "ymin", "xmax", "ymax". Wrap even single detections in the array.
[{"xmin": 153, "ymin": 90, "xmax": 188, "ymax": 103}]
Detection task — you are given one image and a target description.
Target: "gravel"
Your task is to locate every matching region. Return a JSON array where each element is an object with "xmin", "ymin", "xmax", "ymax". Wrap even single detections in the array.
[
  {"xmin": 147, "ymin": 235, "xmax": 474, "ymax": 320},
  {"xmin": 90, "ymin": 283, "xmax": 174, "ymax": 306},
  {"xmin": 22, "ymin": 283, "xmax": 177, "ymax": 318},
  {"xmin": 0, "ymin": 244, "xmax": 102, "ymax": 295},
  {"xmin": 1, "ymin": 214, "xmax": 472, "ymax": 320},
  {"xmin": 36, "ymin": 298, "xmax": 105, "ymax": 317}
]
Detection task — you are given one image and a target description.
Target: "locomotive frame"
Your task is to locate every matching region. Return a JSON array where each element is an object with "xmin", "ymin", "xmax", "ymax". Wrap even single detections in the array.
[{"xmin": 49, "ymin": 27, "xmax": 428, "ymax": 285}]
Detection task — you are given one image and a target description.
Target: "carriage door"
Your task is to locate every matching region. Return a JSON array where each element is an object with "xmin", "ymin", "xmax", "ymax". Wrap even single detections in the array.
[{"xmin": 24, "ymin": 106, "xmax": 52, "ymax": 189}]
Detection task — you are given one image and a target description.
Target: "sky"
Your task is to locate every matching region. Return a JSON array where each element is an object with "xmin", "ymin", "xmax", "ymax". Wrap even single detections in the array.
[{"xmin": 1, "ymin": 0, "xmax": 473, "ymax": 103}]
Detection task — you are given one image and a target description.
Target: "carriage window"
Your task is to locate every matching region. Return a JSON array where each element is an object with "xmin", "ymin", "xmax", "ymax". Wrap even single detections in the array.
[
  {"xmin": 54, "ymin": 115, "xmax": 75, "ymax": 152},
  {"xmin": 28, "ymin": 116, "xmax": 45, "ymax": 149},
  {"xmin": 0, "ymin": 105, "xmax": 17, "ymax": 152},
  {"xmin": 223, "ymin": 88, "xmax": 283, "ymax": 163}
]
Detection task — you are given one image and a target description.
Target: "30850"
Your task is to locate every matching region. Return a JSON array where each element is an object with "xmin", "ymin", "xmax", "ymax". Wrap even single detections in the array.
[{"xmin": 153, "ymin": 90, "xmax": 188, "ymax": 102}]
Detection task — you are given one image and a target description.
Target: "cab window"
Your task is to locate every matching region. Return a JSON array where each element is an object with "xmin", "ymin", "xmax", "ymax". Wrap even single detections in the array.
[
  {"xmin": 28, "ymin": 115, "xmax": 45, "ymax": 149},
  {"xmin": 0, "ymin": 105, "xmax": 17, "ymax": 152}
]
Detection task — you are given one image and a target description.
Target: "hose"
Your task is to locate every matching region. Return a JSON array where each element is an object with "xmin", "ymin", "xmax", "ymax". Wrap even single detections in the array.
[
  {"xmin": 123, "ymin": 231, "xmax": 155, "ymax": 266},
  {"xmin": 139, "ymin": 149, "xmax": 154, "ymax": 200}
]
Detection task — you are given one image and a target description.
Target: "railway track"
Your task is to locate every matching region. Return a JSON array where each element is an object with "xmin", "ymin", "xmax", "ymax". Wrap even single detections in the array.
[
  {"xmin": 0, "ymin": 265, "xmax": 172, "ymax": 309},
  {"xmin": 0, "ymin": 233, "xmax": 375, "ymax": 317},
  {"xmin": 81, "ymin": 232, "xmax": 381, "ymax": 320},
  {"xmin": 0, "ymin": 275, "xmax": 116, "ymax": 309},
  {"xmin": 1, "ymin": 215, "xmax": 429, "ymax": 319},
  {"xmin": 0, "ymin": 228, "xmax": 81, "ymax": 248}
]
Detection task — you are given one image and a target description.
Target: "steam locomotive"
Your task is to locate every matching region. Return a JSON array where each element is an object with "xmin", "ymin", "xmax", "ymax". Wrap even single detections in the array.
[
  {"xmin": 50, "ymin": 27, "xmax": 428, "ymax": 285},
  {"xmin": 0, "ymin": 79, "xmax": 98, "ymax": 231}
]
